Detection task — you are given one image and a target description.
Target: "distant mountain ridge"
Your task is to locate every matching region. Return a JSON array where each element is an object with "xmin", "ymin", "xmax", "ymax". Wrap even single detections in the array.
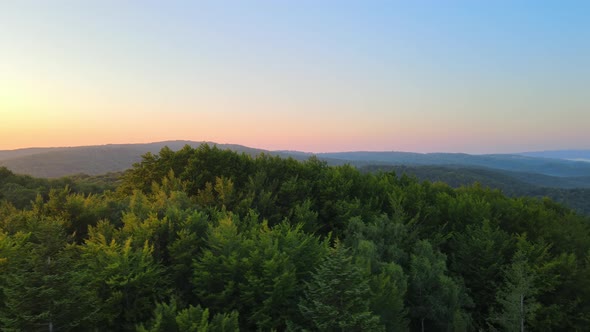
[{"xmin": 2, "ymin": 141, "xmax": 590, "ymax": 179}]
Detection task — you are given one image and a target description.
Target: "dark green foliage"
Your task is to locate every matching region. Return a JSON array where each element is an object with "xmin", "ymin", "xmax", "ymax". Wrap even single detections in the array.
[
  {"xmin": 408, "ymin": 240, "xmax": 471, "ymax": 331},
  {"xmin": 192, "ymin": 218, "xmax": 326, "ymax": 330},
  {"xmin": 0, "ymin": 217, "xmax": 97, "ymax": 331},
  {"xmin": 448, "ymin": 220, "xmax": 513, "ymax": 328},
  {"xmin": 368, "ymin": 262, "xmax": 409, "ymax": 331},
  {"xmin": 137, "ymin": 299, "xmax": 239, "ymax": 332},
  {"xmin": 1, "ymin": 144, "xmax": 590, "ymax": 330},
  {"xmin": 79, "ymin": 233, "xmax": 169, "ymax": 331}
]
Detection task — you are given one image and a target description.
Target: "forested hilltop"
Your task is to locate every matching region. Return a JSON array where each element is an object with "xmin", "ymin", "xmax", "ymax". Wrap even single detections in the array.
[{"xmin": 1, "ymin": 144, "xmax": 590, "ymax": 331}]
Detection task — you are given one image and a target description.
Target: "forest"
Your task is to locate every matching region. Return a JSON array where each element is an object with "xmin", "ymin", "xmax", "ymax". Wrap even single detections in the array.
[
  {"xmin": 360, "ymin": 165, "xmax": 590, "ymax": 215},
  {"xmin": 1, "ymin": 144, "xmax": 589, "ymax": 331}
]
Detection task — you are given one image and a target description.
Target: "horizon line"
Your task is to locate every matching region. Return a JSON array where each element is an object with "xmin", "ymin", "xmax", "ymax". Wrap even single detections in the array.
[{"xmin": 2, "ymin": 139, "xmax": 589, "ymax": 156}]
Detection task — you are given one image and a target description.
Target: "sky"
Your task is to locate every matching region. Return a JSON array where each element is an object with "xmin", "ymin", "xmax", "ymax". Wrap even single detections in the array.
[{"xmin": 1, "ymin": 1, "xmax": 589, "ymax": 153}]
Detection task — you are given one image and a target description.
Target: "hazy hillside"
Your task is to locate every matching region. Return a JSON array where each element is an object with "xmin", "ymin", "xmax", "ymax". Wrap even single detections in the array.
[
  {"xmin": 519, "ymin": 150, "xmax": 590, "ymax": 162},
  {"xmin": 0, "ymin": 141, "xmax": 270, "ymax": 178},
  {"xmin": 0, "ymin": 141, "xmax": 371, "ymax": 178},
  {"xmin": 0, "ymin": 147, "xmax": 66, "ymax": 161},
  {"xmin": 2, "ymin": 142, "xmax": 590, "ymax": 183},
  {"xmin": 317, "ymin": 151, "xmax": 590, "ymax": 177}
]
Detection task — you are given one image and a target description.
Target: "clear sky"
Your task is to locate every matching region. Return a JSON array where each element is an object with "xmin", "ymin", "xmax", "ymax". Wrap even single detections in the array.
[{"xmin": 1, "ymin": 1, "xmax": 588, "ymax": 153}]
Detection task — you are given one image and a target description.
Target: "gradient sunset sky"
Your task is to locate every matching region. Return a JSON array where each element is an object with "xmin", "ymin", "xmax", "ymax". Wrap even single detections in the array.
[{"xmin": 1, "ymin": 1, "xmax": 589, "ymax": 153}]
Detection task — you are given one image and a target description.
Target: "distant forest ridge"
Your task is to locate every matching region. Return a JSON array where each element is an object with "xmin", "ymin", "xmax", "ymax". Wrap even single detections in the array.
[
  {"xmin": 0, "ymin": 141, "xmax": 273, "ymax": 178},
  {"xmin": 1, "ymin": 140, "xmax": 590, "ymax": 178},
  {"xmin": 360, "ymin": 165, "xmax": 590, "ymax": 215},
  {"xmin": 1, "ymin": 141, "xmax": 589, "ymax": 215}
]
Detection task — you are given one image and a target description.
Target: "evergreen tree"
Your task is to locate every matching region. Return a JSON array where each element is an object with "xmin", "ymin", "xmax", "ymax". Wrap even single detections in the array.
[
  {"xmin": 0, "ymin": 217, "xmax": 94, "ymax": 331},
  {"xmin": 80, "ymin": 234, "xmax": 169, "ymax": 331},
  {"xmin": 298, "ymin": 241, "xmax": 384, "ymax": 331},
  {"xmin": 448, "ymin": 219, "xmax": 513, "ymax": 328},
  {"xmin": 488, "ymin": 250, "xmax": 540, "ymax": 332}
]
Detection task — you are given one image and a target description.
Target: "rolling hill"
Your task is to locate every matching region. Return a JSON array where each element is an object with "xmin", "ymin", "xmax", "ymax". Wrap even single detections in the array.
[
  {"xmin": 1, "ymin": 141, "xmax": 590, "ymax": 214},
  {"xmin": 0, "ymin": 141, "xmax": 271, "ymax": 178},
  {"xmin": 1, "ymin": 141, "xmax": 590, "ymax": 180},
  {"xmin": 315, "ymin": 151, "xmax": 590, "ymax": 177}
]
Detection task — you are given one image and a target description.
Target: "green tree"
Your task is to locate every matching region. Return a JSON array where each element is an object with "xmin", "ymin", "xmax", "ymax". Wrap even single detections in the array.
[
  {"xmin": 369, "ymin": 262, "xmax": 409, "ymax": 331},
  {"xmin": 80, "ymin": 234, "xmax": 169, "ymax": 331},
  {"xmin": 168, "ymin": 210, "xmax": 210, "ymax": 304},
  {"xmin": 0, "ymin": 217, "xmax": 95, "ymax": 331},
  {"xmin": 448, "ymin": 219, "xmax": 513, "ymax": 328},
  {"xmin": 193, "ymin": 217, "xmax": 325, "ymax": 330},
  {"xmin": 298, "ymin": 241, "xmax": 384, "ymax": 331},
  {"xmin": 409, "ymin": 240, "xmax": 471, "ymax": 332},
  {"xmin": 488, "ymin": 250, "xmax": 540, "ymax": 332}
]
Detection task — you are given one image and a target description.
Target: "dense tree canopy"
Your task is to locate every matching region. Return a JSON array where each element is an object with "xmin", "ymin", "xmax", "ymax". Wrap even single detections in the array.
[{"xmin": 1, "ymin": 145, "xmax": 589, "ymax": 331}]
